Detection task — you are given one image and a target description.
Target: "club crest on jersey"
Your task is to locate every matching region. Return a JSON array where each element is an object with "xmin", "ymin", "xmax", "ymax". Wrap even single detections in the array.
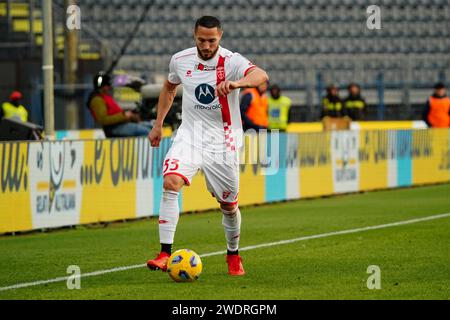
[
  {"xmin": 195, "ymin": 63, "xmax": 216, "ymax": 71},
  {"xmin": 217, "ymin": 66, "xmax": 225, "ymax": 81},
  {"xmin": 195, "ymin": 83, "xmax": 215, "ymax": 104}
]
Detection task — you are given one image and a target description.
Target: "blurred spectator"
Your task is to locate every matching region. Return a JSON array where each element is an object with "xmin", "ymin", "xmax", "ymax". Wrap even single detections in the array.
[
  {"xmin": 344, "ymin": 83, "xmax": 366, "ymax": 121},
  {"xmin": 321, "ymin": 85, "xmax": 343, "ymax": 118},
  {"xmin": 240, "ymin": 82, "xmax": 268, "ymax": 131},
  {"xmin": 267, "ymin": 84, "xmax": 292, "ymax": 131},
  {"xmin": 87, "ymin": 72, "xmax": 152, "ymax": 137},
  {"xmin": 1, "ymin": 91, "xmax": 28, "ymax": 122},
  {"xmin": 423, "ymin": 83, "xmax": 450, "ymax": 128}
]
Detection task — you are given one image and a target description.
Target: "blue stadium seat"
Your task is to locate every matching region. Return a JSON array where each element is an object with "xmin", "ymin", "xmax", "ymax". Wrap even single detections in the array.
[{"xmin": 74, "ymin": 0, "xmax": 449, "ymax": 90}]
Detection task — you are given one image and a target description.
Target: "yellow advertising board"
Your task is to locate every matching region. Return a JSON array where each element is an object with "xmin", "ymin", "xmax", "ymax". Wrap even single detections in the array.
[
  {"xmin": 0, "ymin": 143, "xmax": 32, "ymax": 233},
  {"xmin": 0, "ymin": 129, "xmax": 449, "ymax": 234},
  {"xmin": 238, "ymin": 134, "xmax": 265, "ymax": 206},
  {"xmin": 80, "ymin": 139, "xmax": 137, "ymax": 224},
  {"xmin": 298, "ymin": 132, "xmax": 333, "ymax": 198},
  {"xmin": 359, "ymin": 130, "xmax": 389, "ymax": 191},
  {"xmin": 412, "ymin": 129, "xmax": 450, "ymax": 185}
]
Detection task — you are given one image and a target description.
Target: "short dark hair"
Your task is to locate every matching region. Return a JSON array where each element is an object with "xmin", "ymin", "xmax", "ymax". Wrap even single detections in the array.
[
  {"xmin": 195, "ymin": 16, "xmax": 221, "ymax": 31},
  {"xmin": 434, "ymin": 82, "xmax": 446, "ymax": 90},
  {"xmin": 348, "ymin": 83, "xmax": 360, "ymax": 90},
  {"xmin": 326, "ymin": 84, "xmax": 338, "ymax": 91},
  {"xmin": 270, "ymin": 84, "xmax": 280, "ymax": 91}
]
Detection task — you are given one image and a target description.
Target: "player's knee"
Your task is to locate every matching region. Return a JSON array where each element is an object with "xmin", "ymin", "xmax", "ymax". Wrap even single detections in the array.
[
  {"xmin": 163, "ymin": 175, "xmax": 184, "ymax": 192},
  {"xmin": 220, "ymin": 203, "xmax": 238, "ymax": 213}
]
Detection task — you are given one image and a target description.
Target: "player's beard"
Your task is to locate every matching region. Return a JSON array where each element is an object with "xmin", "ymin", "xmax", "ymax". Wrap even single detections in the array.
[{"xmin": 197, "ymin": 46, "xmax": 219, "ymax": 61}]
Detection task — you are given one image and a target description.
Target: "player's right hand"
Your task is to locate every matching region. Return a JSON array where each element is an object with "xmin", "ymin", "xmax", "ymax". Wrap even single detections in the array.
[{"xmin": 148, "ymin": 126, "xmax": 162, "ymax": 147}]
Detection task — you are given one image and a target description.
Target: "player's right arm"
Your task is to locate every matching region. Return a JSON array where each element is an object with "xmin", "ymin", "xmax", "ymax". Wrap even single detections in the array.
[{"xmin": 148, "ymin": 80, "xmax": 179, "ymax": 147}]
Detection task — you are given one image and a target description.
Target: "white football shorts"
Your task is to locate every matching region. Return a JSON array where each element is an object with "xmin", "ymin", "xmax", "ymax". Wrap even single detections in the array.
[{"xmin": 162, "ymin": 139, "xmax": 240, "ymax": 205}]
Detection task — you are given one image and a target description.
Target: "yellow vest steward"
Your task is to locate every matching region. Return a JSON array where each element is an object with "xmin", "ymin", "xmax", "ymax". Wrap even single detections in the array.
[
  {"xmin": 344, "ymin": 100, "xmax": 365, "ymax": 109},
  {"xmin": 268, "ymin": 96, "xmax": 291, "ymax": 130},
  {"xmin": 2, "ymin": 102, "xmax": 28, "ymax": 122},
  {"xmin": 323, "ymin": 98, "xmax": 342, "ymax": 111}
]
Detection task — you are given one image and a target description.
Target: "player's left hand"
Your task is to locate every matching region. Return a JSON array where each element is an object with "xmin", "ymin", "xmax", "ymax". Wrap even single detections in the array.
[{"xmin": 215, "ymin": 80, "xmax": 239, "ymax": 97}]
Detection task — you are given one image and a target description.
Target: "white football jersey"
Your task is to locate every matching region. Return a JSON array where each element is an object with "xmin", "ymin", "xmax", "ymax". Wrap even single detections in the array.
[{"xmin": 167, "ymin": 46, "xmax": 256, "ymax": 153}]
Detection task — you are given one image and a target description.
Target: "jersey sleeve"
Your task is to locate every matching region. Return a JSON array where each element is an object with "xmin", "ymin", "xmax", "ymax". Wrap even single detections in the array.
[
  {"xmin": 231, "ymin": 53, "xmax": 257, "ymax": 80},
  {"xmin": 168, "ymin": 55, "xmax": 181, "ymax": 84}
]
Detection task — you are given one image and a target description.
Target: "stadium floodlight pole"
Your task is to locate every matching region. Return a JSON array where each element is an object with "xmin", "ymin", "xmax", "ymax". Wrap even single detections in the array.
[
  {"xmin": 64, "ymin": 0, "xmax": 79, "ymax": 130},
  {"xmin": 42, "ymin": 0, "xmax": 55, "ymax": 139}
]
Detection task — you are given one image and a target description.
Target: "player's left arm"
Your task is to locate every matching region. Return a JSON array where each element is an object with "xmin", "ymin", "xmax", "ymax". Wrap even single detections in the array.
[{"xmin": 215, "ymin": 67, "xmax": 269, "ymax": 97}]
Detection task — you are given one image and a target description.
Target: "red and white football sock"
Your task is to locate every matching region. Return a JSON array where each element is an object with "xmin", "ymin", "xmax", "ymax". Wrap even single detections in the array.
[
  {"xmin": 221, "ymin": 206, "xmax": 241, "ymax": 252},
  {"xmin": 158, "ymin": 190, "xmax": 180, "ymax": 246}
]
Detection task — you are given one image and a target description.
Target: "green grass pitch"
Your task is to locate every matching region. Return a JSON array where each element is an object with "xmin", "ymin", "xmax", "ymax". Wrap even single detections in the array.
[{"xmin": 0, "ymin": 184, "xmax": 449, "ymax": 300}]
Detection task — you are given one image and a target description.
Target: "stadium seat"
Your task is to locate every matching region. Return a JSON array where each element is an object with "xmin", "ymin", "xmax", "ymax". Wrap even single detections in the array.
[{"xmin": 59, "ymin": 0, "xmax": 450, "ymax": 90}]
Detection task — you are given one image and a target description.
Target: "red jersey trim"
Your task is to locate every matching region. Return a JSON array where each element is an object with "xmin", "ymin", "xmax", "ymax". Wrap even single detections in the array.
[
  {"xmin": 243, "ymin": 65, "xmax": 257, "ymax": 77},
  {"xmin": 163, "ymin": 172, "xmax": 191, "ymax": 186}
]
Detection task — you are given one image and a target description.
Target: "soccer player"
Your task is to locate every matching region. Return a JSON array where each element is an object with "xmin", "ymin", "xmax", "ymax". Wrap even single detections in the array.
[{"xmin": 147, "ymin": 16, "xmax": 269, "ymax": 276}]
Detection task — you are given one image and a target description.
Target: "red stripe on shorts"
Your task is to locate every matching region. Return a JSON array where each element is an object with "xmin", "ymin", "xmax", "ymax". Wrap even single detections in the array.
[{"xmin": 163, "ymin": 172, "xmax": 191, "ymax": 186}]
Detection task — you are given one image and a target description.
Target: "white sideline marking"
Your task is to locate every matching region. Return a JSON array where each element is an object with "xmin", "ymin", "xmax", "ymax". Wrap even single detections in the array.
[{"xmin": 1, "ymin": 212, "xmax": 449, "ymax": 292}]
